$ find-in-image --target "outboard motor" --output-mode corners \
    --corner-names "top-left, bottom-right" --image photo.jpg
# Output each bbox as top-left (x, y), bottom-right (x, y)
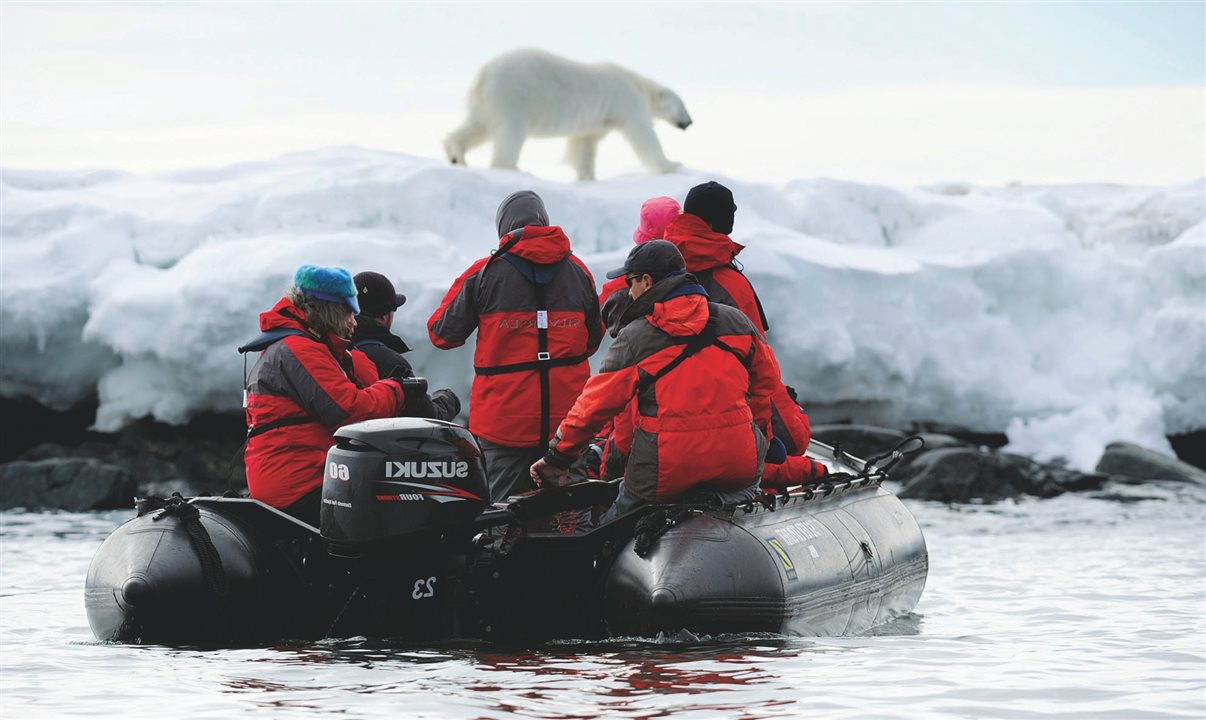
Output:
top-left (320, 417), bottom-right (489, 558)
top-left (317, 418), bottom-right (492, 639)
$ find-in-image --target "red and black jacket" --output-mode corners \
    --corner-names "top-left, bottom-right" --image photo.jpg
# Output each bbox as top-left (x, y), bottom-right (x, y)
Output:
top-left (428, 225), bottom-right (603, 447)
top-left (662, 213), bottom-right (820, 482)
top-left (548, 274), bottom-right (781, 503)
top-left (244, 298), bottom-right (405, 509)
top-left (663, 213), bottom-right (770, 334)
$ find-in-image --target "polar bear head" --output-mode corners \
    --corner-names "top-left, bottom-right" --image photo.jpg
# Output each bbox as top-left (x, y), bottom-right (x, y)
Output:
top-left (652, 88), bottom-right (693, 130)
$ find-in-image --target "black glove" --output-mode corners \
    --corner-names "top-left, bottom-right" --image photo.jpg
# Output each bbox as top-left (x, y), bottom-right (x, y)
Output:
top-left (398, 377), bottom-right (435, 418)
top-left (582, 442), bottom-right (603, 479)
top-left (390, 365), bottom-right (420, 382)
top-left (384, 359), bottom-right (414, 380)
top-left (784, 385), bottom-right (799, 403)
top-left (430, 388), bottom-right (461, 421)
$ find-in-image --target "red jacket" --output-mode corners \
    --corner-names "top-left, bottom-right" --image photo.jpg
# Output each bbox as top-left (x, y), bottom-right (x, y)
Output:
top-left (663, 214), bottom-right (768, 334)
top-left (428, 226), bottom-right (603, 447)
top-left (550, 276), bottom-right (780, 503)
top-left (762, 454), bottom-right (828, 489)
top-left (245, 298), bottom-right (405, 509)
top-left (663, 213), bottom-right (816, 473)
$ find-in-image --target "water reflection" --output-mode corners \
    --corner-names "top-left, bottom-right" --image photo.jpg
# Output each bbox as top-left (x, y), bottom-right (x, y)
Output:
top-left (202, 637), bottom-right (811, 717)
top-left (205, 635), bottom-right (880, 719)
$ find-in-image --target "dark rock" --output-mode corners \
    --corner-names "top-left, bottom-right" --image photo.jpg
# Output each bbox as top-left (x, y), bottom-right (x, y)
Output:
top-left (1096, 442), bottom-right (1206, 484)
top-left (0, 396), bottom-right (100, 462)
top-left (896, 447), bottom-right (1108, 503)
top-left (1168, 429), bottom-right (1206, 471)
top-left (9, 413), bottom-right (247, 504)
top-left (811, 425), bottom-right (907, 458)
top-left (811, 424), bottom-right (970, 479)
top-left (906, 421), bottom-right (1009, 449)
top-left (0, 458), bottom-right (136, 511)
top-left (883, 432), bottom-right (968, 478)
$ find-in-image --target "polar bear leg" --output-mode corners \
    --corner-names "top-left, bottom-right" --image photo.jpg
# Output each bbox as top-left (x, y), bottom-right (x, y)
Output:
top-left (564, 134), bottom-right (601, 181)
top-left (445, 118), bottom-right (489, 165)
top-left (620, 123), bottom-right (680, 174)
top-left (489, 120), bottom-right (527, 170)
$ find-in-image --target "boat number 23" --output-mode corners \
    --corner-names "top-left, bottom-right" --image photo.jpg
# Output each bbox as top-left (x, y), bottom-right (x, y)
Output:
top-left (412, 576), bottom-right (437, 600)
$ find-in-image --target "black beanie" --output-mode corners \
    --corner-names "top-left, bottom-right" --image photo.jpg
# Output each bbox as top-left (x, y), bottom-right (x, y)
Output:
top-left (683, 181), bottom-right (736, 235)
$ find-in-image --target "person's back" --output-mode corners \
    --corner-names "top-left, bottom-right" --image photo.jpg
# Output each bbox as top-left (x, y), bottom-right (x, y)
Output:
top-left (662, 181), bottom-right (825, 485)
top-left (662, 182), bottom-right (769, 335)
top-left (428, 190), bottom-right (602, 500)
top-left (602, 283), bottom-right (772, 502)
top-left (532, 241), bottom-right (782, 518)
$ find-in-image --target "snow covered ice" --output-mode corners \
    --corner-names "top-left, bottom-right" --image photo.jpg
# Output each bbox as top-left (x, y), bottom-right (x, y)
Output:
top-left (2, 147), bottom-right (1202, 470)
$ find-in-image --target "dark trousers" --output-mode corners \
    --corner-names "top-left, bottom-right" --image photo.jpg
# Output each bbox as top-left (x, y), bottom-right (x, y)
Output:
top-left (478, 439), bottom-right (545, 503)
top-left (478, 438), bottom-right (593, 533)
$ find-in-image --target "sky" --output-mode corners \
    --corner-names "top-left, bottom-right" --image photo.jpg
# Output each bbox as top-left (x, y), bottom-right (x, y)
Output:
top-left (2, 1), bottom-right (1204, 186)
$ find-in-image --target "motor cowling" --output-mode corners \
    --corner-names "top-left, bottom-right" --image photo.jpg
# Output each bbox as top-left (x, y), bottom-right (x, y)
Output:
top-left (320, 418), bottom-right (489, 556)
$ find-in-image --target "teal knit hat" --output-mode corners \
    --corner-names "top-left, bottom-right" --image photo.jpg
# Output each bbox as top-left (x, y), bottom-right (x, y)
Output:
top-left (293, 264), bottom-right (360, 314)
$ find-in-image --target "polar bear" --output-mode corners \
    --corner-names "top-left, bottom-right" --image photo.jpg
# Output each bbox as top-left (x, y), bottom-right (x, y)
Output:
top-left (443, 49), bottom-right (692, 181)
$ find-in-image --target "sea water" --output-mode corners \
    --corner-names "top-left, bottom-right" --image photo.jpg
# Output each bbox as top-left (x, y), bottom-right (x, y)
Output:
top-left (2, 483), bottom-right (1203, 719)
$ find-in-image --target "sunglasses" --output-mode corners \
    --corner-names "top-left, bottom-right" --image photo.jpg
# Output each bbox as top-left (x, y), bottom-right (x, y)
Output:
top-left (625, 273), bottom-right (645, 287)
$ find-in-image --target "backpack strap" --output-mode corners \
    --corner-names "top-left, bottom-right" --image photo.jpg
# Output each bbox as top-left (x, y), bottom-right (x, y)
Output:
top-left (472, 229), bottom-right (526, 311)
top-left (471, 254), bottom-right (575, 383)
top-left (474, 249), bottom-right (577, 450)
top-left (474, 354), bottom-right (590, 376)
top-left (637, 303), bottom-right (752, 395)
top-left (246, 415), bottom-right (316, 439)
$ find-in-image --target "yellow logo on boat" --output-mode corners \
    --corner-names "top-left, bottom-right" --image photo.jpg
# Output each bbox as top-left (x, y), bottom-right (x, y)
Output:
top-left (766, 538), bottom-right (798, 581)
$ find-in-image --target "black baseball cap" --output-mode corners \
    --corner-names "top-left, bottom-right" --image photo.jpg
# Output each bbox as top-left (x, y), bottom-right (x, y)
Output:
top-left (354, 271), bottom-right (407, 317)
top-left (605, 239), bottom-right (687, 279)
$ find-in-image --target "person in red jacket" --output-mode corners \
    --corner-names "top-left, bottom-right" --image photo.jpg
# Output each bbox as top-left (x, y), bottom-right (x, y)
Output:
top-left (351, 271), bottom-right (460, 421)
top-left (531, 241), bottom-right (783, 521)
top-left (428, 190), bottom-right (603, 501)
top-left (598, 196), bottom-right (681, 314)
top-left (594, 196), bottom-right (682, 481)
top-left (244, 265), bottom-right (410, 524)
top-left (664, 181), bottom-right (826, 488)
top-left (664, 181), bottom-right (768, 333)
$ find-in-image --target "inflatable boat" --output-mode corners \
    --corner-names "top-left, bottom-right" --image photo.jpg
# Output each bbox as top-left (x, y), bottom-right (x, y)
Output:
top-left (85, 418), bottom-right (928, 645)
